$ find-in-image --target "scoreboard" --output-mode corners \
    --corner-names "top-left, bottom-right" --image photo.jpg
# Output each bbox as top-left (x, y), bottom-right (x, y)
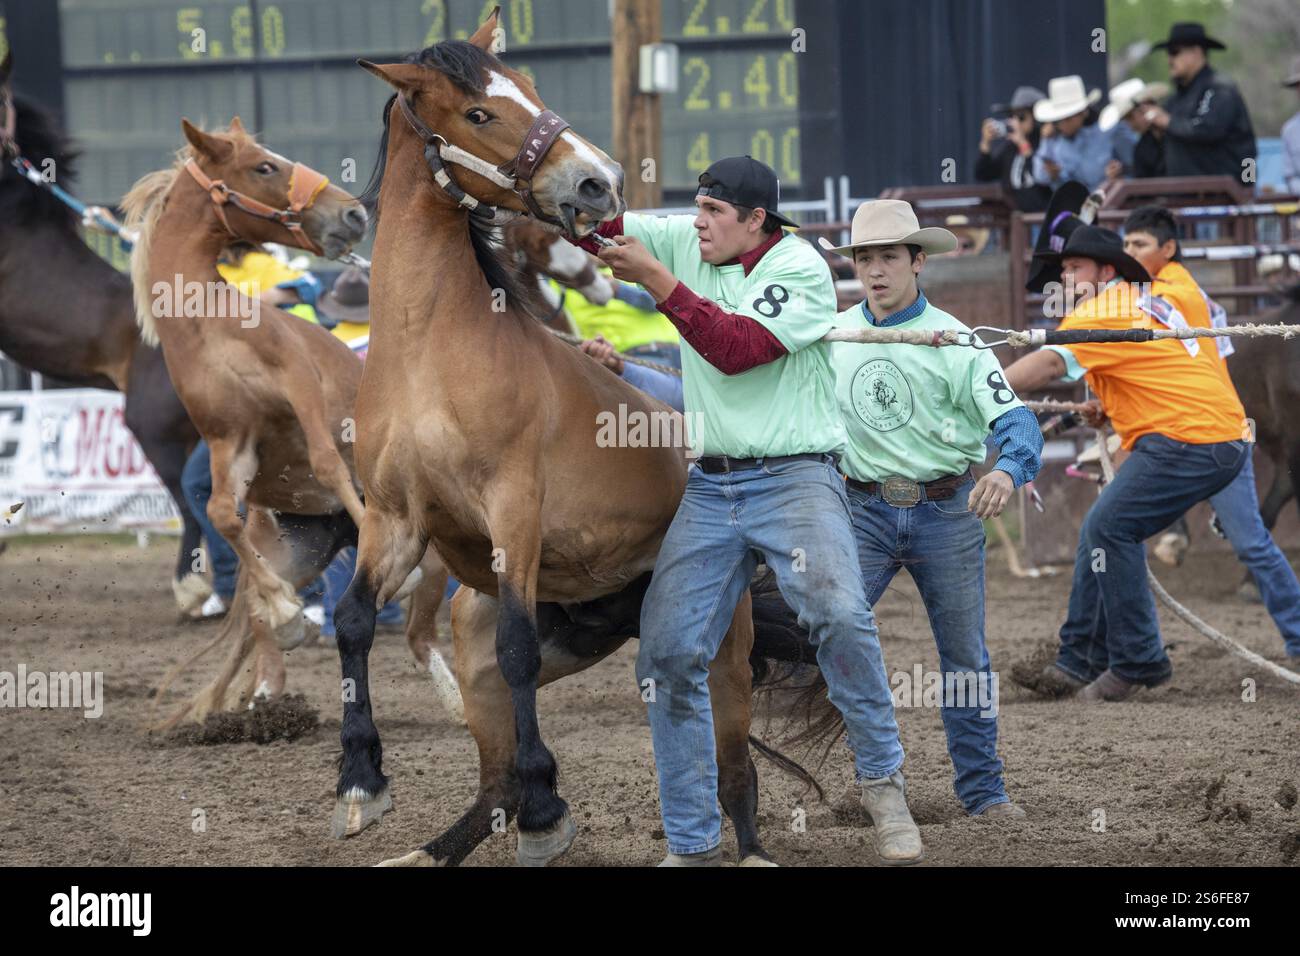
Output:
top-left (39, 0), bottom-right (828, 209)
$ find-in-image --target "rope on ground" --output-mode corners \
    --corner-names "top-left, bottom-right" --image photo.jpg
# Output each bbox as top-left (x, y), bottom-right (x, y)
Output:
top-left (1093, 428), bottom-right (1300, 686)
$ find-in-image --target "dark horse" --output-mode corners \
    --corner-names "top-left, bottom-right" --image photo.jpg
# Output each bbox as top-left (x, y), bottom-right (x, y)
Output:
top-left (1230, 286), bottom-right (1300, 551)
top-left (0, 53), bottom-right (206, 613)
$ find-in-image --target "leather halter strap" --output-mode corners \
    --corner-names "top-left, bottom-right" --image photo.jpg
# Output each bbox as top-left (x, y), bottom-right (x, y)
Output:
top-left (183, 157), bottom-right (330, 255)
top-left (395, 92), bottom-right (571, 226)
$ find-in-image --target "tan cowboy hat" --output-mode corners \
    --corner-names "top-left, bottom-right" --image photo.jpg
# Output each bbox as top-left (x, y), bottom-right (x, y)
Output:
top-left (817, 200), bottom-right (958, 258)
top-left (1033, 75), bottom-right (1102, 124)
top-left (1098, 78), bottom-right (1170, 131)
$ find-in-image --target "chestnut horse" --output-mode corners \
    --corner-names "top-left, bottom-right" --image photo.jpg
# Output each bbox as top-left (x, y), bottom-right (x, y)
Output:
top-left (123, 119), bottom-right (450, 716)
top-left (0, 52), bottom-right (209, 615)
top-left (333, 12), bottom-right (797, 867)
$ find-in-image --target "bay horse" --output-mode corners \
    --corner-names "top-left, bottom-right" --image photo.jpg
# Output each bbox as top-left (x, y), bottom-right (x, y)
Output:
top-left (503, 216), bottom-right (614, 333)
top-left (0, 52), bottom-right (207, 615)
top-left (333, 12), bottom-right (806, 867)
top-left (123, 118), bottom-right (450, 716)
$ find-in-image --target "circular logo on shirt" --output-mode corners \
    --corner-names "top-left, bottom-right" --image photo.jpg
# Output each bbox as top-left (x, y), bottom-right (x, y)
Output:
top-left (850, 359), bottom-right (914, 432)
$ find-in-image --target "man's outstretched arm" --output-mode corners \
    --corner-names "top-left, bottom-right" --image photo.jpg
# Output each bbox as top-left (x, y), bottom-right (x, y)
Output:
top-left (1004, 348), bottom-right (1066, 393)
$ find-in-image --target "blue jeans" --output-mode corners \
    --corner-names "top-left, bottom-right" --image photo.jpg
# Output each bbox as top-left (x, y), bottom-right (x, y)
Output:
top-left (180, 440), bottom-right (330, 607)
top-left (637, 455), bottom-right (903, 855)
top-left (1209, 453), bottom-right (1300, 655)
top-left (848, 479), bottom-right (1008, 815)
top-left (1058, 434), bottom-right (1248, 685)
top-left (320, 547), bottom-right (403, 636)
top-left (181, 440), bottom-right (239, 600)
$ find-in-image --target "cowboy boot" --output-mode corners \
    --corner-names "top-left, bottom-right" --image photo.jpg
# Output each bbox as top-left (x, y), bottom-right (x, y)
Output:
top-left (1078, 668), bottom-right (1144, 703)
top-left (860, 772), bottom-right (924, 865)
top-left (657, 846), bottom-right (722, 867)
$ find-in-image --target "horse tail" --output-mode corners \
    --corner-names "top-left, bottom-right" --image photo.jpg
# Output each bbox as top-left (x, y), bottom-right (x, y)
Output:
top-left (745, 569), bottom-right (846, 798)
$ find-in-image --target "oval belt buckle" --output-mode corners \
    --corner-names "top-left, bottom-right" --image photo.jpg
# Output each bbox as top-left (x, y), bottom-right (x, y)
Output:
top-left (882, 476), bottom-right (922, 508)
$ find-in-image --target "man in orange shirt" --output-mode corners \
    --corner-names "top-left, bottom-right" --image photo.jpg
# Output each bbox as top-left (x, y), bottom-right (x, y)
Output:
top-left (1005, 225), bottom-right (1250, 701)
top-left (1124, 206), bottom-right (1300, 659)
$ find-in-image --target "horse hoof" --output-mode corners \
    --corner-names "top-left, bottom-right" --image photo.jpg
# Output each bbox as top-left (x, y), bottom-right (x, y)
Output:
top-left (516, 811), bottom-right (577, 867)
top-left (173, 573), bottom-right (213, 616)
top-left (274, 612), bottom-right (307, 651)
top-left (738, 854), bottom-right (779, 867)
top-left (331, 786), bottom-right (392, 839)
top-left (375, 849), bottom-right (443, 867)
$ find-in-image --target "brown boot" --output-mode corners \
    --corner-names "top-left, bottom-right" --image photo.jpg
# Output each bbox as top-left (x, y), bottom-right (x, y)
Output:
top-left (1078, 668), bottom-right (1143, 703)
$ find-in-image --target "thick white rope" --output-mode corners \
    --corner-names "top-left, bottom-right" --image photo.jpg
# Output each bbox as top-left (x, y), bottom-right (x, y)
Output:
top-left (823, 321), bottom-right (1300, 348)
top-left (1094, 430), bottom-right (1300, 685)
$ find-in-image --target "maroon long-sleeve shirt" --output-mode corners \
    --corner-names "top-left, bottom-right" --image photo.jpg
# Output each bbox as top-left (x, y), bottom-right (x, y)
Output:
top-left (577, 218), bottom-right (788, 375)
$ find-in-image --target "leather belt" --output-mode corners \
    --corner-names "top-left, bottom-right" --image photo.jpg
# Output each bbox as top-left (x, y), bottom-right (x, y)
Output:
top-left (697, 452), bottom-right (832, 475)
top-left (846, 469), bottom-right (972, 506)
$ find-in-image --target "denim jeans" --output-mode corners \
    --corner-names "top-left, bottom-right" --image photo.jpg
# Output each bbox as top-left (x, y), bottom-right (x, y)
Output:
top-left (637, 455), bottom-right (903, 855)
top-left (1058, 433), bottom-right (1247, 685)
top-left (847, 479), bottom-right (1009, 815)
top-left (1209, 453), bottom-right (1300, 655)
top-left (180, 440), bottom-right (331, 608)
top-left (181, 440), bottom-right (239, 600)
top-left (320, 547), bottom-right (403, 636)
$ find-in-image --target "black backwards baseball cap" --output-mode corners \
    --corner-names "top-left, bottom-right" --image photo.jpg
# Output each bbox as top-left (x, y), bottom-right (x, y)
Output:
top-left (696, 156), bottom-right (799, 229)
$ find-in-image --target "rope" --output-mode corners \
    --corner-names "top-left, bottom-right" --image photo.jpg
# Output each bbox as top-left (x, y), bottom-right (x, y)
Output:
top-left (823, 321), bottom-right (1300, 350)
top-left (1025, 399), bottom-right (1095, 414)
top-left (1093, 430), bottom-right (1300, 685)
top-left (547, 328), bottom-right (682, 377)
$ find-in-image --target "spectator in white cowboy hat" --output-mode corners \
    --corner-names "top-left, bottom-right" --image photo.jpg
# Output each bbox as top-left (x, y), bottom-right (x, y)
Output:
top-left (1282, 55), bottom-right (1300, 194)
top-left (975, 85), bottom-right (1051, 212)
top-left (818, 200), bottom-right (1043, 817)
top-left (1099, 78), bottom-right (1171, 181)
top-left (1139, 22), bottom-right (1256, 180)
top-left (1032, 75), bottom-right (1132, 190)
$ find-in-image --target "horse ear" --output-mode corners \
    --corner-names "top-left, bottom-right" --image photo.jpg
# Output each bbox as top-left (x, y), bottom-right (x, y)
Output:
top-left (357, 59), bottom-right (430, 94)
top-left (1, 51), bottom-right (12, 84)
top-left (228, 115), bottom-right (246, 134)
top-left (181, 119), bottom-right (234, 163)
top-left (468, 6), bottom-right (501, 51)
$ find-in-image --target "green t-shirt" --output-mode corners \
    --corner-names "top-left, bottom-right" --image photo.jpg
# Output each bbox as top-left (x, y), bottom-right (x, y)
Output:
top-left (829, 296), bottom-right (1024, 483)
top-left (623, 212), bottom-right (845, 458)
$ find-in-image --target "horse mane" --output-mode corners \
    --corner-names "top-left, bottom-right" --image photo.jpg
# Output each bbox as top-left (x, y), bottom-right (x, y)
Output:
top-left (359, 41), bottom-right (540, 321)
top-left (121, 125), bottom-right (261, 344)
top-left (0, 94), bottom-right (81, 226)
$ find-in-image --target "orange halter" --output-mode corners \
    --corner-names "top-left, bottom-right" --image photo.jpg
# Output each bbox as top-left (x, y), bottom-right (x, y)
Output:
top-left (184, 158), bottom-right (331, 255)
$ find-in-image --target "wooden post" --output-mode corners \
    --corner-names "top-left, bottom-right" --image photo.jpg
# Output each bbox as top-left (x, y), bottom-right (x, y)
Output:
top-left (611, 0), bottom-right (662, 210)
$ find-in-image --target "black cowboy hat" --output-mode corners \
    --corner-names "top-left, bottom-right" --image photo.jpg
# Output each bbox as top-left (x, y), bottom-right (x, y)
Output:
top-left (1026, 181), bottom-right (1090, 293)
top-left (990, 86), bottom-right (1045, 117)
top-left (1152, 22), bottom-right (1226, 52)
top-left (1039, 224), bottom-right (1151, 285)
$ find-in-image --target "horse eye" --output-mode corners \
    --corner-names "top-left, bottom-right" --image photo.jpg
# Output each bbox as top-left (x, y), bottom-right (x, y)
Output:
top-left (255, 162), bottom-right (277, 175)
top-left (465, 108), bottom-right (490, 125)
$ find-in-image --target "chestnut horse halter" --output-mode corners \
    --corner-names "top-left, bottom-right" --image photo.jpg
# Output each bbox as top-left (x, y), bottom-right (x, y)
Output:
top-left (395, 91), bottom-right (570, 227)
top-left (183, 156), bottom-right (331, 256)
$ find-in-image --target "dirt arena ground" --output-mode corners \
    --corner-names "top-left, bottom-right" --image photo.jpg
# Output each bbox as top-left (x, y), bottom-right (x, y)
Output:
top-left (3, 533), bottom-right (1298, 867)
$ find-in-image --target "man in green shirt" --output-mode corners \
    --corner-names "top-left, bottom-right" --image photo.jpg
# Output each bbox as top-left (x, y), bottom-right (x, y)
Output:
top-left (585, 157), bottom-right (921, 866)
top-left (820, 199), bottom-right (1043, 817)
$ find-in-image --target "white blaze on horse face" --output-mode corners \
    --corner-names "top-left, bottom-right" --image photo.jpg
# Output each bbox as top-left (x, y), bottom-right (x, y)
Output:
top-left (484, 70), bottom-right (620, 192)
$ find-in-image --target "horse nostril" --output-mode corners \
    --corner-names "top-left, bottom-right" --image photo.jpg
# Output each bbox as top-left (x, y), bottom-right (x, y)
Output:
top-left (343, 206), bottom-right (368, 234)
top-left (577, 177), bottom-right (608, 203)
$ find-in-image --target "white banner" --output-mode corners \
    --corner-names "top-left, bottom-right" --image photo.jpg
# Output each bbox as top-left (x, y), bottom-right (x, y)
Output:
top-left (0, 389), bottom-right (181, 535)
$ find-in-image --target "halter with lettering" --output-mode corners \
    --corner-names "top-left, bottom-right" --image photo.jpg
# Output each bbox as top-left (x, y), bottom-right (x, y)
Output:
top-left (183, 157), bottom-right (331, 256)
top-left (395, 92), bottom-right (570, 227)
